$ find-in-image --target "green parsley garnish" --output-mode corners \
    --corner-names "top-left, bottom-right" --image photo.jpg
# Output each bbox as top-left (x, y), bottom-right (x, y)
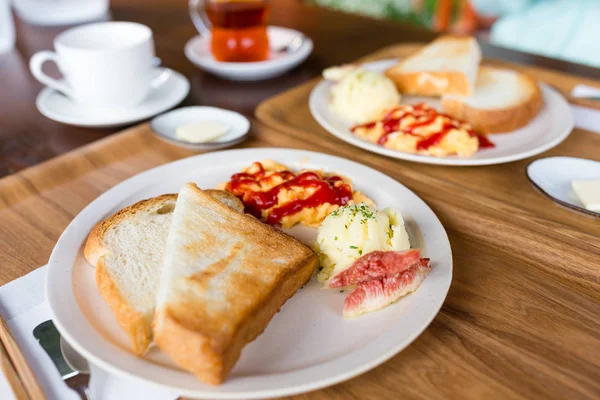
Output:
top-left (349, 245), bottom-right (358, 249)
top-left (358, 249), bottom-right (363, 255)
top-left (334, 236), bottom-right (338, 241)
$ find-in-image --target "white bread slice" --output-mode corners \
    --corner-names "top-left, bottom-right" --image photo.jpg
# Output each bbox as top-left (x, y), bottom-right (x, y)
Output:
top-left (153, 183), bottom-right (318, 385)
top-left (385, 35), bottom-right (481, 96)
top-left (84, 190), bottom-right (243, 355)
top-left (442, 66), bottom-right (544, 133)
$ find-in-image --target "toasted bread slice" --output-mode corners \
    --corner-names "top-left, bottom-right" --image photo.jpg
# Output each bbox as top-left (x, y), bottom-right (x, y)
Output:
top-left (385, 35), bottom-right (481, 96)
top-left (153, 183), bottom-right (318, 385)
top-left (205, 189), bottom-right (246, 212)
top-left (84, 190), bottom-right (243, 355)
top-left (441, 66), bottom-right (544, 133)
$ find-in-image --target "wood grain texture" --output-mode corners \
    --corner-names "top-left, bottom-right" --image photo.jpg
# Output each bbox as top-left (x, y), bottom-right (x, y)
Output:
top-left (0, 48), bottom-right (599, 400)
top-left (0, 339), bottom-right (30, 400)
top-left (0, 316), bottom-right (45, 400)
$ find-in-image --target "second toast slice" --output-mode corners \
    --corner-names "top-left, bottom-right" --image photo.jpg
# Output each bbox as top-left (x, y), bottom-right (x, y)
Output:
top-left (385, 35), bottom-right (481, 96)
top-left (441, 66), bottom-right (543, 133)
top-left (153, 183), bottom-right (318, 385)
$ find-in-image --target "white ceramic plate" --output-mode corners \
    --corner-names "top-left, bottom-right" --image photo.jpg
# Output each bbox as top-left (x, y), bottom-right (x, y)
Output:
top-left (184, 26), bottom-right (313, 81)
top-left (528, 156), bottom-right (600, 218)
top-left (150, 106), bottom-right (250, 150)
top-left (309, 59), bottom-right (574, 166)
top-left (36, 69), bottom-right (190, 128)
top-left (47, 148), bottom-right (452, 399)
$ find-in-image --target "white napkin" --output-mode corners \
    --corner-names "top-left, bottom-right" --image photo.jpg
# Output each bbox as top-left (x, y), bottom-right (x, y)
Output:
top-left (0, 266), bottom-right (179, 400)
top-left (571, 85), bottom-right (600, 135)
top-left (571, 84), bottom-right (600, 99)
top-left (572, 105), bottom-right (600, 135)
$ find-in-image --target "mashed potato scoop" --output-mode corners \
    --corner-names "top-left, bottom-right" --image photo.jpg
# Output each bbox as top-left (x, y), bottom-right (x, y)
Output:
top-left (316, 203), bottom-right (410, 283)
top-left (328, 67), bottom-right (401, 124)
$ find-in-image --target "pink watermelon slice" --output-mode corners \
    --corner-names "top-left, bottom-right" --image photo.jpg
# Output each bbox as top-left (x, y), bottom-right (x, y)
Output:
top-left (343, 258), bottom-right (432, 318)
top-left (327, 249), bottom-right (421, 288)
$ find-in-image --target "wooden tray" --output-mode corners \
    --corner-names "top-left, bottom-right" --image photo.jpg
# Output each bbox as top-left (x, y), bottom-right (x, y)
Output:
top-left (255, 43), bottom-right (600, 243)
top-left (0, 45), bottom-right (599, 399)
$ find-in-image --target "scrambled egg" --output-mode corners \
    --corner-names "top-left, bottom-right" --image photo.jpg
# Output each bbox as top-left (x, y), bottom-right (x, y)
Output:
top-left (256, 159), bottom-right (288, 172)
top-left (353, 104), bottom-right (480, 157)
top-left (221, 160), bottom-right (374, 229)
top-left (316, 203), bottom-right (411, 283)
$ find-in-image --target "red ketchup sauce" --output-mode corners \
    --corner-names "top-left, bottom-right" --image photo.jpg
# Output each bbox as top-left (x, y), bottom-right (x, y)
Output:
top-left (351, 103), bottom-right (495, 151)
top-left (226, 162), bottom-right (353, 224)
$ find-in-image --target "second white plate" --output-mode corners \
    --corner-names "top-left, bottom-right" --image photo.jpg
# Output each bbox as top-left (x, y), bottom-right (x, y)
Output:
top-left (47, 148), bottom-right (452, 399)
top-left (309, 59), bottom-right (574, 166)
top-left (528, 156), bottom-right (600, 218)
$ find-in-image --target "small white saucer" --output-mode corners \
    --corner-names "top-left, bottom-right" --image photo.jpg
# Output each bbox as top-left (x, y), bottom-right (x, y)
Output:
top-left (150, 106), bottom-right (250, 150)
top-left (528, 156), bottom-right (600, 218)
top-left (184, 26), bottom-right (313, 81)
top-left (36, 69), bottom-right (190, 128)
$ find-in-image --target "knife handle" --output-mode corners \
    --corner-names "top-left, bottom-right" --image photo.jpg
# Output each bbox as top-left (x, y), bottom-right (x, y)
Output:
top-left (33, 320), bottom-right (73, 377)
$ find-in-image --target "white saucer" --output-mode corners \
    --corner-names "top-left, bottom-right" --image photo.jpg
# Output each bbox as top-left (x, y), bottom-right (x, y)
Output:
top-left (184, 26), bottom-right (313, 81)
top-left (150, 106), bottom-right (250, 150)
top-left (528, 156), bottom-right (600, 218)
top-left (36, 69), bottom-right (190, 128)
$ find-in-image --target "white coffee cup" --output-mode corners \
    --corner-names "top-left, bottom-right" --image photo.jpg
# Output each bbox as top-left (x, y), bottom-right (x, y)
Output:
top-left (30, 22), bottom-right (166, 108)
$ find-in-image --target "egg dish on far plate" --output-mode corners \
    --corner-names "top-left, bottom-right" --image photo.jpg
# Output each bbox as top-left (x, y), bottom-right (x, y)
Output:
top-left (351, 103), bottom-right (494, 158)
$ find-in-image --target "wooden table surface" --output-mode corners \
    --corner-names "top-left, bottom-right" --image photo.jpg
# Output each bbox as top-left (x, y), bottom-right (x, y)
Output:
top-left (3, 0), bottom-right (600, 178)
top-left (1, 121), bottom-right (599, 400)
top-left (1, 1), bottom-right (600, 400)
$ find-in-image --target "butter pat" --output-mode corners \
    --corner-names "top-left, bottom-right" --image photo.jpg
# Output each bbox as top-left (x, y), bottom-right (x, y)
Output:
top-left (572, 180), bottom-right (600, 212)
top-left (176, 121), bottom-right (227, 143)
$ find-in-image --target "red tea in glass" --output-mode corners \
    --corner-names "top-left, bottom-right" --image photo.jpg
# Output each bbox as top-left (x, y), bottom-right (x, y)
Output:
top-left (191, 0), bottom-right (270, 62)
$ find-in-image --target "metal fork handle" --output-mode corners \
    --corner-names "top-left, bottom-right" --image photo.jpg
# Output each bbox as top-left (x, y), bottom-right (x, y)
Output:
top-left (73, 385), bottom-right (92, 400)
top-left (67, 373), bottom-right (92, 400)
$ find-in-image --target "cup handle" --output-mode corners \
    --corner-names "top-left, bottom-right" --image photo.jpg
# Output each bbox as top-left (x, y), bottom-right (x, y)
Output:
top-left (30, 51), bottom-right (73, 98)
top-left (189, 0), bottom-right (211, 36)
top-left (151, 68), bottom-right (172, 89)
